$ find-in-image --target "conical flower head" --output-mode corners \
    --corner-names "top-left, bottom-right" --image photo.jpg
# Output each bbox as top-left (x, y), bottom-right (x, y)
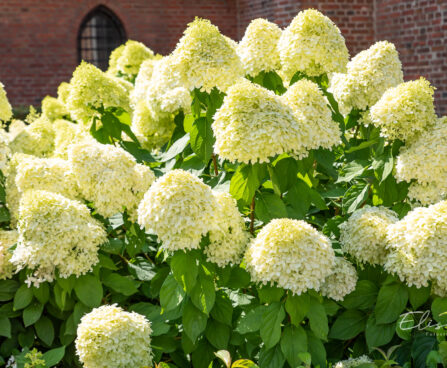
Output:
top-left (278, 9), bottom-right (349, 79)
top-left (114, 40), bottom-right (155, 76)
top-left (137, 169), bottom-right (218, 251)
top-left (245, 218), bottom-right (335, 294)
top-left (0, 82), bottom-right (12, 122)
top-left (67, 61), bottom-right (130, 125)
top-left (330, 41), bottom-right (403, 114)
top-left (76, 305), bottom-right (152, 368)
top-left (212, 80), bottom-right (304, 163)
top-left (172, 18), bottom-right (243, 92)
top-left (11, 190), bottom-right (107, 285)
top-left (282, 79), bottom-right (341, 151)
top-left (237, 18), bottom-right (282, 77)
top-left (369, 77), bottom-right (436, 141)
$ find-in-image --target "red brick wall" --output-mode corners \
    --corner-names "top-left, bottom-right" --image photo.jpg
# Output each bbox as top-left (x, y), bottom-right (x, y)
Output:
top-left (0, 0), bottom-right (446, 115)
top-left (0, 0), bottom-right (237, 107)
top-left (375, 0), bottom-right (447, 115)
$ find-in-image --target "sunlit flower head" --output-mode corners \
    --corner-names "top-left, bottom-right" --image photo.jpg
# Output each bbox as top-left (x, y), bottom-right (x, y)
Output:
top-left (115, 40), bottom-right (155, 77)
top-left (69, 139), bottom-right (155, 219)
top-left (137, 169), bottom-right (218, 251)
top-left (76, 304), bottom-right (152, 368)
top-left (212, 79), bottom-right (304, 163)
top-left (278, 9), bottom-right (349, 80)
top-left (321, 257), bottom-right (357, 301)
top-left (41, 96), bottom-right (68, 121)
top-left (385, 200), bottom-right (447, 292)
top-left (237, 18), bottom-right (282, 77)
top-left (0, 230), bottom-right (18, 280)
top-left (329, 41), bottom-right (403, 114)
top-left (205, 191), bottom-right (250, 267)
top-left (245, 218), bottom-right (335, 294)
top-left (340, 206), bottom-right (399, 265)
top-left (67, 61), bottom-right (130, 125)
top-left (369, 77), bottom-right (436, 141)
top-left (172, 18), bottom-right (243, 92)
top-left (11, 190), bottom-right (106, 285)
top-left (0, 82), bottom-right (12, 123)
top-left (57, 82), bottom-right (71, 105)
top-left (282, 79), bottom-right (341, 151)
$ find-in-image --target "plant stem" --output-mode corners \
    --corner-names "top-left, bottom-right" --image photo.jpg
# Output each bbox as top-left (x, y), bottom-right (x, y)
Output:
top-left (250, 196), bottom-right (256, 235)
top-left (212, 154), bottom-right (219, 176)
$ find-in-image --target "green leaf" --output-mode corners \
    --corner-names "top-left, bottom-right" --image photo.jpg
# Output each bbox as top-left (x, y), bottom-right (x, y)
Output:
top-left (127, 257), bottom-right (156, 281)
top-left (171, 251), bottom-right (198, 292)
top-left (160, 274), bottom-right (185, 312)
top-left (159, 133), bottom-right (190, 162)
top-left (408, 285), bottom-right (430, 309)
top-left (412, 335), bottom-right (437, 368)
top-left (260, 302), bottom-right (285, 349)
top-left (190, 117), bottom-right (214, 163)
top-left (329, 310), bottom-right (367, 340)
top-left (42, 346), bottom-right (65, 367)
top-left (285, 293), bottom-right (310, 326)
top-left (341, 280), bottom-right (378, 310)
top-left (0, 280), bottom-right (19, 301)
top-left (190, 274), bottom-right (216, 315)
top-left (14, 284), bottom-right (33, 310)
top-left (230, 163), bottom-right (264, 204)
top-left (337, 160), bottom-right (367, 182)
top-left (307, 298), bottom-right (328, 340)
top-left (259, 345), bottom-right (285, 368)
top-left (307, 332), bottom-right (326, 368)
top-left (375, 282), bottom-right (408, 324)
top-left (0, 316), bottom-right (11, 338)
top-left (232, 359), bottom-right (259, 368)
top-left (211, 291), bottom-right (233, 326)
top-left (343, 183), bottom-right (370, 214)
top-left (438, 341), bottom-right (447, 367)
top-left (32, 283), bottom-right (50, 304)
top-left (280, 325), bottom-right (307, 367)
top-left (23, 301), bottom-right (43, 327)
top-left (257, 285), bottom-right (284, 304)
top-left (396, 313), bottom-right (414, 341)
top-left (255, 192), bottom-right (288, 223)
top-left (205, 319), bottom-right (230, 349)
top-left (102, 238), bottom-right (125, 254)
top-left (432, 298), bottom-right (447, 324)
top-left (35, 316), bottom-right (55, 346)
top-left (74, 275), bottom-right (103, 308)
top-left (284, 181), bottom-right (311, 219)
top-left (183, 299), bottom-right (208, 342)
top-left (235, 306), bottom-right (265, 334)
top-left (102, 273), bottom-right (140, 296)
top-left (271, 157), bottom-right (298, 193)
top-left (365, 314), bottom-right (395, 350)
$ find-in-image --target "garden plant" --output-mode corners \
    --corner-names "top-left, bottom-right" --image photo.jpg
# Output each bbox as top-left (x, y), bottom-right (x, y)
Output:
top-left (1, 8), bottom-right (447, 368)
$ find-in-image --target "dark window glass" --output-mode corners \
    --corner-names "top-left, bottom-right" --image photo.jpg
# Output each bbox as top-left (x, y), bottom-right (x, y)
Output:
top-left (78, 6), bottom-right (126, 71)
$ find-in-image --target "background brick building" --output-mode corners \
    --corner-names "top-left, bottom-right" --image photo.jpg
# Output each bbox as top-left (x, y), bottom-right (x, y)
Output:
top-left (0, 0), bottom-right (446, 114)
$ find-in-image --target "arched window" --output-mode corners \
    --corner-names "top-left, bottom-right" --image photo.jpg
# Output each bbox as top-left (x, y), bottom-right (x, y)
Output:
top-left (78, 6), bottom-right (126, 71)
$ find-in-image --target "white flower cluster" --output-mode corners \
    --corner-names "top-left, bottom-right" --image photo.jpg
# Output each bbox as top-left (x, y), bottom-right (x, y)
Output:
top-left (76, 305), bottom-right (152, 368)
top-left (335, 355), bottom-right (374, 368)
top-left (330, 41), bottom-right (403, 114)
top-left (112, 40), bottom-right (155, 77)
top-left (138, 169), bottom-right (218, 251)
top-left (245, 218), bottom-right (335, 295)
top-left (0, 81), bottom-right (12, 123)
top-left (340, 206), bottom-right (399, 265)
top-left (321, 257), bottom-right (358, 301)
top-left (9, 116), bottom-right (55, 157)
top-left (385, 201), bottom-right (447, 293)
top-left (205, 191), bottom-right (250, 266)
top-left (282, 79), bottom-right (341, 152)
top-left (171, 18), bottom-right (243, 92)
top-left (0, 230), bottom-right (18, 280)
top-left (368, 77), bottom-right (436, 142)
top-left (0, 129), bottom-right (11, 172)
top-left (237, 18), bottom-right (282, 77)
top-left (41, 96), bottom-right (68, 121)
top-left (278, 9), bottom-right (349, 80)
top-left (396, 117), bottom-right (447, 204)
top-left (68, 139), bottom-right (155, 219)
top-left (11, 190), bottom-right (107, 285)
top-left (212, 79), bottom-right (304, 163)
